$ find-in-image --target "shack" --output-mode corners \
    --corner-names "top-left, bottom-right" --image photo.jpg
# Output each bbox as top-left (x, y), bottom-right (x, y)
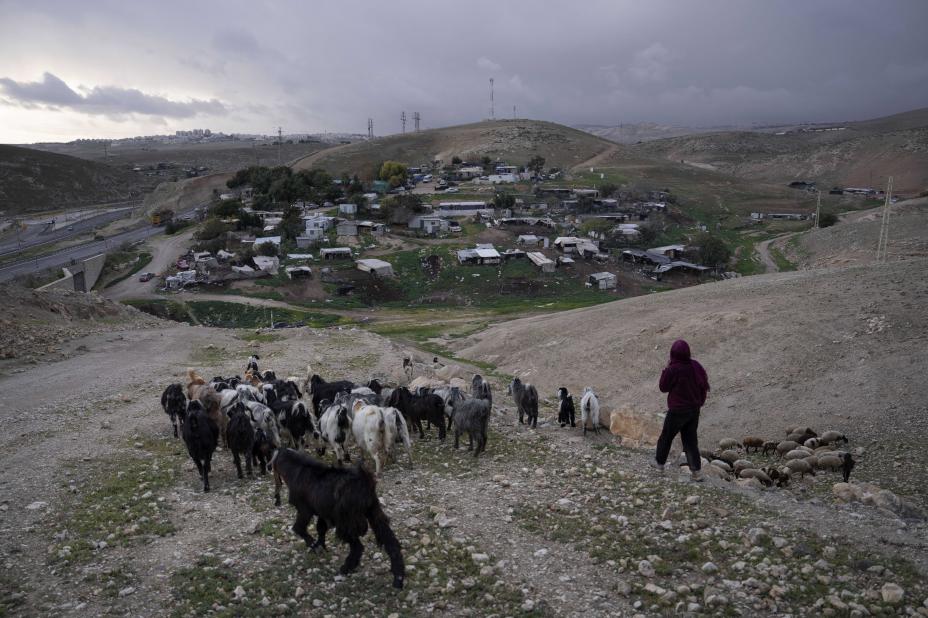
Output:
top-left (336, 221), bottom-right (359, 237)
top-left (457, 246), bottom-right (501, 266)
top-left (356, 258), bottom-right (395, 278)
top-left (527, 251), bottom-right (555, 273)
top-left (320, 247), bottom-right (353, 261)
top-left (588, 272), bottom-right (617, 290)
top-left (285, 266), bottom-right (313, 279)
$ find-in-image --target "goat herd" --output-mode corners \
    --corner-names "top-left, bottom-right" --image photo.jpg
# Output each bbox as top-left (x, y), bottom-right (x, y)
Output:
top-left (158, 354), bottom-right (567, 588)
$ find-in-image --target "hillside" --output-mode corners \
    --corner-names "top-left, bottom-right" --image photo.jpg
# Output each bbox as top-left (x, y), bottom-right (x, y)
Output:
top-left (452, 258), bottom-right (928, 503)
top-left (578, 122), bottom-right (736, 144)
top-left (293, 119), bottom-right (617, 177)
top-left (0, 145), bottom-right (142, 215)
top-left (777, 197), bottom-right (928, 268)
top-left (630, 108), bottom-right (928, 194)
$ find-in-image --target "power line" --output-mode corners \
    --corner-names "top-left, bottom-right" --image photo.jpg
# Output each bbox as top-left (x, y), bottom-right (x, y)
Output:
top-left (413, 112), bottom-right (420, 132)
top-left (876, 176), bottom-right (894, 262)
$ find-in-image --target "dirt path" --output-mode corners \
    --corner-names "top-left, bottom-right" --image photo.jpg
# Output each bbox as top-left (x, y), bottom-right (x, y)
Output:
top-left (755, 232), bottom-right (800, 273)
top-left (105, 228), bottom-right (196, 300)
top-left (3, 322), bottom-right (927, 617)
top-left (572, 144), bottom-right (619, 171)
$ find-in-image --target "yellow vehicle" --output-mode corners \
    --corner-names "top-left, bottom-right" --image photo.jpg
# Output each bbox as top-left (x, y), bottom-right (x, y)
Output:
top-left (150, 208), bottom-right (174, 225)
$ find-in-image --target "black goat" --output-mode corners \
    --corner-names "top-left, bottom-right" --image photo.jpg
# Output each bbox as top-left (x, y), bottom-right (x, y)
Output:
top-left (451, 398), bottom-right (491, 457)
top-left (386, 387), bottom-right (446, 440)
top-left (252, 427), bottom-right (274, 475)
top-left (226, 403), bottom-right (255, 479)
top-left (367, 379), bottom-right (383, 395)
top-left (273, 400), bottom-right (317, 449)
top-left (246, 354), bottom-right (260, 373)
top-left (557, 387), bottom-right (576, 428)
top-left (181, 400), bottom-right (219, 492)
top-left (160, 383), bottom-right (187, 438)
top-left (471, 374), bottom-right (492, 407)
top-left (842, 453), bottom-right (856, 483)
top-left (309, 375), bottom-right (355, 418)
top-left (272, 448), bottom-right (405, 589)
top-left (509, 378), bottom-right (539, 428)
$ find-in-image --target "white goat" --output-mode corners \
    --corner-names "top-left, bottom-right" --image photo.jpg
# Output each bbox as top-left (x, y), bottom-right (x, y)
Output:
top-left (580, 387), bottom-right (600, 436)
top-left (352, 401), bottom-right (388, 476)
top-left (243, 400), bottom-right (281, 448)
top-left (318, 400), bottom-right (352, 465)
top-left (382, 405), bottom-right (413, 467)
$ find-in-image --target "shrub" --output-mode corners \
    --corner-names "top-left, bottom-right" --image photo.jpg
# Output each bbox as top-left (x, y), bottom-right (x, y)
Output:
top-left (818, 212), bottom-right (838, 228)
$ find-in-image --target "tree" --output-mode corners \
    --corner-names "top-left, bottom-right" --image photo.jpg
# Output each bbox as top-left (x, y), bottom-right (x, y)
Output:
top-left (381, 193), bottom-right (423, 224)
top-left (195, 218), bottom-right (229, 241)
top-left (526, 155), bottom-right (546, 174)
top-left (493, 192), bottom-right (516, 210)
top-left (256, 241), bottom-right (279, 257)
top-left (379, 161), bottom-right (408, 188)
top-left (599, 182), bottom-right (618, 198)
top-left (451, 155), bottom-right (462, 165)
top-left (695, 234), bottom-right (732, 267)
top-left (818, 212), bottom-right (838, 228)
top-left (209, 200), bottom-right (243, 218)
top-left (579, 219), bottom-right (612, 237)
top-left (278, 205), bottom-right (304, 241)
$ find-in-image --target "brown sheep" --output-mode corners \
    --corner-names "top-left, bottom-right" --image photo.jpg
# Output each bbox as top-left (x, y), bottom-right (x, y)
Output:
top-left (742, 437), bottom-right (764, 453)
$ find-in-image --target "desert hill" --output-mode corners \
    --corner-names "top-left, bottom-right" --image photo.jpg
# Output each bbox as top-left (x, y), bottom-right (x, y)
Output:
top-left (292, 119), bottom-right (617, 176)
top-left (0, 144), bottom-right (141, 215)
top-left (630, 108), bottom-right (928, 193)
top-left (453, 257), bottom-right (928, 503)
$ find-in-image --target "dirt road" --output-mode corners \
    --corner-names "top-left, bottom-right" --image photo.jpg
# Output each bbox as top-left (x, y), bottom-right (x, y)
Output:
top-left (755, 232), bottom-right (799, 273)
top-left (105, 228), bottom-right (196, 300)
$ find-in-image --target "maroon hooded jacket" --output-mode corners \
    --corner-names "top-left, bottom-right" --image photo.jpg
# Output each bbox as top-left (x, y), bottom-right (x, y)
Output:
top-left (659, 340), bottom-right (710, 412)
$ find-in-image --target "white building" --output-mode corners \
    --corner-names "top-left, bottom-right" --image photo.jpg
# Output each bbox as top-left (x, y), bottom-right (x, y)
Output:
top-left (356, 258), bottom-right (395, 277)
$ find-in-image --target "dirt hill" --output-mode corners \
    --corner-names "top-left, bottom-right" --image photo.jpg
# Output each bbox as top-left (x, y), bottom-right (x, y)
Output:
top-left (631, 108), bottom-right (928, 194)
top-left (778, 197), bottom-right (928, 268)
top-left (452, 258), bottom-right (928, 502)
top-left (293, 119), bottom-right (617, 176)
top-left (0, 145), bottom-right (142, 215)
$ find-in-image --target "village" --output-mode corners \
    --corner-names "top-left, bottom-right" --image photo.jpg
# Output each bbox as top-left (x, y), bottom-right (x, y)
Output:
top-left (145, 157), bottom-right (743, 312)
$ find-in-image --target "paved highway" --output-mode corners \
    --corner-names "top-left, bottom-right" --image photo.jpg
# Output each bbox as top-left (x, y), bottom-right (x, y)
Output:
top-left (0, 202), bottom-right (141, 256)
top-left (0, 223), bottom-right (164, 283)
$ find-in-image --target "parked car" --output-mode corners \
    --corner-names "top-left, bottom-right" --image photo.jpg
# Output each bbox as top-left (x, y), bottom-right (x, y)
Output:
top-left (138, 272), bottom-right (155, 282)
top-left (445, 187), bottom-right (459, 193)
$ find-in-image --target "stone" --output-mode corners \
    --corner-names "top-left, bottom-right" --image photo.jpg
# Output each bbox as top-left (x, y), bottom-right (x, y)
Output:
top-left (294, 587), bottom-right (304, 598)
top-left (701, 562), bottom-right (719, 574)
top-left (25, 501), bottom-right (48, 511)
top-left (880, 583), bottom-right (904, 604)
top-left (472, 553), bottom-right (489, 563)
top-left (533, 548), bottom-right (548, 558)
top-left (747, 528), bottom-right (768, 546)
top-left (638, 560), bottom-right (655, 577)
top-left (685, 495), bottom-right (701, 505)
top-left (521, 599), bottom-right (535, 612)
top-left (117, 587), bottom-right (135, 598)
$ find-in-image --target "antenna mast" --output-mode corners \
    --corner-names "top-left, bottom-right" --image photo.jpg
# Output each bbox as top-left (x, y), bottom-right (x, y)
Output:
top-left (401, 111), bottom-right (406, 134)
top-left (277, 126), bottom-right (282, 165)
top-left (876, 176), bottom-right (894, 262)
top-left (489, 78), bottom-right (495, 120)
top-left (413, 111), bottom-right (420, 132)
top-left (367, 118), bottom-right (373, 140)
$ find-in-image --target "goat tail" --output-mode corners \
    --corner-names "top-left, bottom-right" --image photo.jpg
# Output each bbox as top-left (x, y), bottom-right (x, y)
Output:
top-left (368, 501), bottom-right (405, 589)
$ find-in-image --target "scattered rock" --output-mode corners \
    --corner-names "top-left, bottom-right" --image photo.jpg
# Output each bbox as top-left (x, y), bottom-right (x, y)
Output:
top-left (701, 562), bottom-right (719, 574)
top-left (117, 587), bottom-right (135, 598)
top-left (25, 501), bottom-right (48, 511)
top-left (881, 583), bottom-right (904, 604)
top-left (638, 560), bottom-right (655, 577)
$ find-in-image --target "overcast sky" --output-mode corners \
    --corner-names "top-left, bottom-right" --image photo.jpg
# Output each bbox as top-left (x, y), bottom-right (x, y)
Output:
top-left (1, 0), bottom-right (927, 143)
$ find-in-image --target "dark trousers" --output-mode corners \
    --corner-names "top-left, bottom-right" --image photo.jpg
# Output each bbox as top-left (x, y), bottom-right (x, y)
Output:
top-left (655, 408), bottom-right (701, 471)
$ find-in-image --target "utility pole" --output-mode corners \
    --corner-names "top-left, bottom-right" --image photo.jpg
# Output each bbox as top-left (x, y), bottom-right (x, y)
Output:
top-left (367, 118), bottom-right (373, 140)
top-left (413, 112), bottom-right (420, 132)
top-left (277, 127), bottom-right (282, 166)
top-left (401, 111), bottom-right (406, 134)
top-left (489, 78), bottom-right (495, 120)
top-left (814, 191), bottom-right (821, 230)
top-left (876, 176), bottom-right (894, 262)
top-left (513, 105), bottom-right (516, 119)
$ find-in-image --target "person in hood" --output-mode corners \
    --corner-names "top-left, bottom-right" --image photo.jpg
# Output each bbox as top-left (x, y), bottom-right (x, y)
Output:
top-left (652, 339), bottom-right (710, 481)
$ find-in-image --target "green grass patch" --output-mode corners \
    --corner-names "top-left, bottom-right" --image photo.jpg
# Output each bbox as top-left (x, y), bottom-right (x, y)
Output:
top-left (769, 245), bottom-right (796, 272)
top-left (51, 437), bottom-right (181, 565)
top-left (124, 299), bottom-right (347, 329)
top-left (235, 331), bottom-right (283, 343)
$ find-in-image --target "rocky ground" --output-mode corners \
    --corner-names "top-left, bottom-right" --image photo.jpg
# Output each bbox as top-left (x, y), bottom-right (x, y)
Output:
top-left (1, 302), bottom-right (927, 617)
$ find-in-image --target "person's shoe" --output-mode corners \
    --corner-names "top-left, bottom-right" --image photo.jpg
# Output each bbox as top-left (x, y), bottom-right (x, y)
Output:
top-left (690, 470), bottom-right (705, 482)
top-left (649, 459), bottom-right (665, 474)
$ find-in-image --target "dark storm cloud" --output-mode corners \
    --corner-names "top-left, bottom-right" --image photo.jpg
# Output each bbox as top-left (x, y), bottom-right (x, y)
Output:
top-left (1, 0), bottom-right (927, 139)
top-left (0, 72), bottom-right (227, 118)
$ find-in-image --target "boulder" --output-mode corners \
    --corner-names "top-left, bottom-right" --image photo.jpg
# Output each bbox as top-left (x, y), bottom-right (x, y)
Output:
top-left (609, 406), bottom-right (663, 446)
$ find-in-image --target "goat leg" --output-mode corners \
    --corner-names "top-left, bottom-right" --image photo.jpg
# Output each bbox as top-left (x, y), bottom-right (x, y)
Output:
top-left (311, 519), bottom-right (329, 553)
top-left (339, 537), bottom-right (365, 575)
top-left (232, 452), bottom-right (244, 479)
top-left (292, 511), bottom-right (314, 548)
